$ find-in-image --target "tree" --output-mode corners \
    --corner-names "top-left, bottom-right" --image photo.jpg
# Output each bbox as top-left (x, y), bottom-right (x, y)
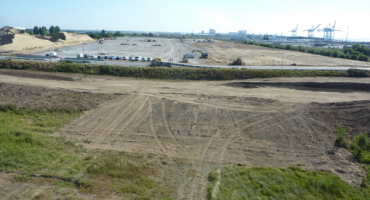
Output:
top-left (101, 30), bottom-right (106, 37)
top-left (331, 50), bottom-right (339, 57)
top-left (33, 26), bottom-right (39, 35)
top-left (38, 27), bottom-right (42, 35)
top-left (54, 26), bottom-right (60, 33)
top-left (263, 34), bottom-right (269, 40)
top-left (114, 31), bottom-right (122, 37)
top-left (39, 26), bottom-right (48, 35)
top-left (149, 32), bottom-right (154, 37)
top-left (49, 26), bottom-right (55, 35)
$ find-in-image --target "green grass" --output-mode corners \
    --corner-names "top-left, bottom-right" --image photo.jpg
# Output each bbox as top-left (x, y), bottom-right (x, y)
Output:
top-left (208, 166), bottom-right (370, 200)
top-left (0, 108), bottom-right (174, 199)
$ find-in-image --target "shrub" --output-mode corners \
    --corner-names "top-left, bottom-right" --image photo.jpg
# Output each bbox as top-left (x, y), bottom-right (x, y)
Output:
top-left (307, 49), bottom-right (315, 54)
top-left (331, 50), bottom-right (339, 58)
top-left (347, 68), bottom-right (370, 77)
top-left (335, 127), bottom-right (347, 147)
top-left (354, 133), bottom-right (369, 152)
top-left (0, 103), bottom-right (17, 112)
top-left (324, 51), bottom-right (331, 56)
top-left (358, 54), bottom-right (369, 61)
top-left (285, 45), bottom-right (292, 50)
top-left (345, 54), bottom-right (350, 59)
top-left (350, 55), bottom-right (358, 60)
top-left (319, 50), bottom-right (326, 55)
top-left (339, 54), bottom-right (345, 58)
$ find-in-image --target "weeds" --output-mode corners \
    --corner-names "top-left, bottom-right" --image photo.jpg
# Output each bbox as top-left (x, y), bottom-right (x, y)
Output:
top-left (0, 109), bottom-right (174, 199)
top-left (208, 166), bottom-right (368, 200)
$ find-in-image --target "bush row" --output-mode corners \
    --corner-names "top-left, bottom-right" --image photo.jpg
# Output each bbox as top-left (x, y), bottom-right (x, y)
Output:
top-left (1, 60), bottom-right (369, 80)
top-left (243, 41), bottom-right (369, 62)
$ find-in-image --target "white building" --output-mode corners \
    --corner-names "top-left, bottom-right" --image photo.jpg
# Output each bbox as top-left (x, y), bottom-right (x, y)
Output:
top-left (209, 29), bottom-right (216, 34)
top-left (14, 27), bottom-right (26, 30)
top-left (230, 30), bottom-right (247, 40)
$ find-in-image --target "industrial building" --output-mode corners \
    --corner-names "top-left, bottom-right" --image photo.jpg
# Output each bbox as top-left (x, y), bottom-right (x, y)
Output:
top-left (209, 29), bottom-right (216, 34)
top-left (230, 30), bottom-right (247, 40)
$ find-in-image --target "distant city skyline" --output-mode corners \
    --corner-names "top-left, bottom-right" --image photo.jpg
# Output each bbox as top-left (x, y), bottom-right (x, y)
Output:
top-left (1, 0), bottom-right (369, 40)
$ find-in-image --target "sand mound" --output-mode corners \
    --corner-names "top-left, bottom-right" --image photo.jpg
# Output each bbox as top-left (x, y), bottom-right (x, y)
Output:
top-left (50, 32), bottom-right (93, 43)
top-left (0, 31), bottom-right (93, 52)
top-left (0, 26), bottom-right (23, 36)
top-left (1, 33), bottom-right (54, 51)
top-left (34, 35), bottom-right (52, 40)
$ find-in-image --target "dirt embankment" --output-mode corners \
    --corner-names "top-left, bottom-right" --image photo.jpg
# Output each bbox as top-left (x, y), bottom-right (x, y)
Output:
top-left (0, 69), bottom-right (75, 81)
top-left (190, 41), bottom-right (370, 67)
top-left (226, 81), bottom-right (370, 92)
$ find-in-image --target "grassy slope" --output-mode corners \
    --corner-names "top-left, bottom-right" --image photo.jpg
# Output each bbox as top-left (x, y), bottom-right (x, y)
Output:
top-left (208, 166), bottom-right (370, 200)
top-left (0, 109), bottom-right (173, 199)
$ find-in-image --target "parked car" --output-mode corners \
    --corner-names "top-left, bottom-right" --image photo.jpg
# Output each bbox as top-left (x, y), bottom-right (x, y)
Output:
top-left (91, 55), bottom-right (98, 59)
top-left (141, 57), bottom-right (147, 61)
top-left (116, 56), bottom-right (122, 60)
top-left (129, 56), bottom-right (134, 61)
top-left (147, 57), bottom-right (152, 61)
top-left (104, 56), bottom-right (109, 59)
top-left (98, 56), bottom-right (104, 59)
top-left (134, 56), bottom-right (142, 61)
top-left (84, 54), bottom-right (90, 58)
top-left (122, 56), bottom-right (128, 60)
top-left (77, 54), bottom-right (83, 58)
top-left (110, 56), bottom-right (116, 60)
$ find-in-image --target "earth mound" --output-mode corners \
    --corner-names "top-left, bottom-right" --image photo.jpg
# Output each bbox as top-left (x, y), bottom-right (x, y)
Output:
top-left (0, 28), bottom-right (93, 52)
top-left (0, 26), bottom-right (23, 35)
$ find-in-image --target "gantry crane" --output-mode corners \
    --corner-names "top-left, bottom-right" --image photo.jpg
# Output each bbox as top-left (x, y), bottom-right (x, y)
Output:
top-left (318, 20), bottom-right (341, 40)
top-left (289, 24), bottom-right (298, 37)
top-left (303, 24), bottom-right (321, 38)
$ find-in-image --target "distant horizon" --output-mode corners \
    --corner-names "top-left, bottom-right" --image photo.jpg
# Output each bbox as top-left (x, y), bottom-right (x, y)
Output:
top-left (2, 0), bottom-right (369, 41)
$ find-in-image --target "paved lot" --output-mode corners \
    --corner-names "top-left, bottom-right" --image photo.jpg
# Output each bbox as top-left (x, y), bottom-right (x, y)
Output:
top-left (32, 37), bottom-right (199, 64)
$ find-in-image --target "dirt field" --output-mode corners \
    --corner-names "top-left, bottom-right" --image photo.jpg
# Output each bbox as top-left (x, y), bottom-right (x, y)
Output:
top-left (191, 41), bottom-right (370, 67)
top-left (1, 70), bottom-right (370, 198)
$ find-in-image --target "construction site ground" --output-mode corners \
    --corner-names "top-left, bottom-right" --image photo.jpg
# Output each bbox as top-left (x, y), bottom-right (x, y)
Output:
top-left (190, 40), bottom-right (370, 67)
top-left (1, 69), bottom-right (370, 199)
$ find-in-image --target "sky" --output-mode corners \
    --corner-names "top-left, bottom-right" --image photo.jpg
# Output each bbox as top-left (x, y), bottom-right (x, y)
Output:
top-left (1, 0), bottom-right (369, 40)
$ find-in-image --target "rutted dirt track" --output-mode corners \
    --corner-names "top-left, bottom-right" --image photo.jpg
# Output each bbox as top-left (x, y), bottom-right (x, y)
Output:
top-left (59, 92), bottom-right (369, 187)
top-left (2, 71), bottom-right (370, 198)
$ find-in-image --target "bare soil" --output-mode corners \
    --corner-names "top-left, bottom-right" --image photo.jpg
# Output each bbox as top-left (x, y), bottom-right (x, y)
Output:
top-left (191, 41), bottom-right (370, 67)
top-left (0, 82), bottom-right (117, 111)
top-left (1, 70), bottom-right (370, 198)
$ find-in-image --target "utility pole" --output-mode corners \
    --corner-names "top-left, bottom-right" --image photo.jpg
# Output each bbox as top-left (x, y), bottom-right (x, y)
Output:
top-left (345, 27), bottom-right (349, 45)
top-left (281, 49), bottom-right (284, 69)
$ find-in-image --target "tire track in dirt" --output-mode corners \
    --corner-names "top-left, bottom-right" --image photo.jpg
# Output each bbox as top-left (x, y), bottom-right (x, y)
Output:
top-left (190, 105), bottom-right (199, 136)
top-left (110, 97), bottom-right (149, 142)
top-left (149, 99), bottom-right (167, 151)
top-left (93, 95), bottom-right (146, 144)
top-left (161, 101), bottom-right (176, 139)
top-left (200, 111), bottom-right (266, 162)
top-left (76, 96), bottom-right (130, 128)
top-left (201, 129), bottom-right (221, 161)
top-left (82, 95), bottom-right (137, 140)
top-left (217, 112), bottom-right (302, 163)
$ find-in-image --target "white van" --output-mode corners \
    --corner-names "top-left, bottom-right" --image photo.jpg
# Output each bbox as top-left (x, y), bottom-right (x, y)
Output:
top-left (91, 55), bottom-right (98, 59)
top-left (134, 56), bottom-right (141, 61)
top-left (46, 52), bottom-right (57, 57)
top-left (77, 54), bottom-right (83, 58)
